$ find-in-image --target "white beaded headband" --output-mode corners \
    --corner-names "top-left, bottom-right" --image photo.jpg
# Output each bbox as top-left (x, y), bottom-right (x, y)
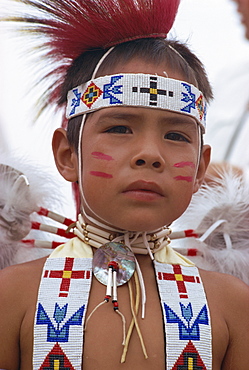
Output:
top-left (66, 73), bottom-right (207, 132)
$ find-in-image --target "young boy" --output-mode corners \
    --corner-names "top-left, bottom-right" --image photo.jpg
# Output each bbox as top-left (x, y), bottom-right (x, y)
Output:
top-left (0, 1), bottom-right (249, 369)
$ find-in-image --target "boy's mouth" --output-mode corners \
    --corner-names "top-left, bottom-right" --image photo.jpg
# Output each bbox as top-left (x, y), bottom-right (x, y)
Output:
top-left (123, 180), bottom-right (164, 199)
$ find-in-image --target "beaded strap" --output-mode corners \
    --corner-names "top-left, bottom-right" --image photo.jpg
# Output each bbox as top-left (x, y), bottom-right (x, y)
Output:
top-left (155, 261), bottom-right (212, 369)
top-left (33, 257), bottom-right (92, 369)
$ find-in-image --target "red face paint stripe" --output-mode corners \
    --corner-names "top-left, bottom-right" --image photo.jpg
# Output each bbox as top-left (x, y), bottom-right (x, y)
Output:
top-left (90, 171), bottom-right (113, 179)
top-left (173, 161), bottom-right (195, 168)
top-left (91, 152), bottom-right (114, 161)
top-left (173, 176), bottom-right (193, 182)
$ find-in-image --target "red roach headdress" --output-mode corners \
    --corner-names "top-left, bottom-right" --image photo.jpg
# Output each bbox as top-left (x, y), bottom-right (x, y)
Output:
top-left (9, 0), bottom-right (180, 107)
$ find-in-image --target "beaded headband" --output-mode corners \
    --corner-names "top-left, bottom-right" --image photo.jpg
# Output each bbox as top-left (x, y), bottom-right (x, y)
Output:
top-left (66, 73), bottom-right (207, 132)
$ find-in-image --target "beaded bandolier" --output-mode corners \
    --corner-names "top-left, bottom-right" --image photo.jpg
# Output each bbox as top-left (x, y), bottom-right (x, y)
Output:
top-left (34, 228), bottom-right (212, 369)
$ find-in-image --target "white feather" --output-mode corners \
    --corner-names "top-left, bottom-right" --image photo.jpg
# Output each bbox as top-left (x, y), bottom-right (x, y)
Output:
top-left (172, 170), bottom-right (249, 284)
top-left (0, 153), bottom-right (76, 268)
top-left (0, 165), bottom-right (37, 241)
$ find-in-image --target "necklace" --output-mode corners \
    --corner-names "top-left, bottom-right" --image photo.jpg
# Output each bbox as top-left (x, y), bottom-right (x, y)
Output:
top-left (73, 213), bottom-right (171, 259)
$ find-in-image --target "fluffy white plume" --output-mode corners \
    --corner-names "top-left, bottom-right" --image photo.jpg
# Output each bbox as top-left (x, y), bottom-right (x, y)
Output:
top-left (0, 154), bottom-right (76, 269)
top-left (0, 165), bottom-right (38, 240)
top-left (172, 171), bottom-right (249, 284)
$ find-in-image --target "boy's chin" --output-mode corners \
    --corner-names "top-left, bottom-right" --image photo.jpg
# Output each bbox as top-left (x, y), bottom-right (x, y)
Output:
top-left (82, 205), bottom-right (171, 232)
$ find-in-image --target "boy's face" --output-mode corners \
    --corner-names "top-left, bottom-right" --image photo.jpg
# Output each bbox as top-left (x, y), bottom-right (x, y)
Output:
top-left (79, 59), bottom-right (210, 231)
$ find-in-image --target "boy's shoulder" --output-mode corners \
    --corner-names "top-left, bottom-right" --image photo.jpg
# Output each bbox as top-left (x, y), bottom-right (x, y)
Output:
top-left (0, 255), bottom-right (47, 276)
top-left (0, 256), bottom-right (47, 299)
top-left (199, 267), bottom-right (249, 325)
top-left (199, 267), bottom-right (249, 300)
top-left (199, 267), bottom-right (249, 291)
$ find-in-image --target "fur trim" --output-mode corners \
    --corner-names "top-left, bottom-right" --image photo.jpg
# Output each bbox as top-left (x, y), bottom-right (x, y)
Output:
top-left (172, 171), bottom-right (249, 284)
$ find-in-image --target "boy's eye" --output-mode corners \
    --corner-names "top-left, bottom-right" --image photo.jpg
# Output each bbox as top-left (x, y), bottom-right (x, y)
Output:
top-left (165, 132), bottom-right (189, 142)
top-left (105, 125), bottom-right (131, 134)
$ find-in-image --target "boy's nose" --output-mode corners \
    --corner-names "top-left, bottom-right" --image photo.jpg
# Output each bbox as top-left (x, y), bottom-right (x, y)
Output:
top-left (131, 146), bottom-right (165, 171)
top-left (130, 132), bottom-right (166, 171)
top-left (135, 159), bottom-right (162, 169)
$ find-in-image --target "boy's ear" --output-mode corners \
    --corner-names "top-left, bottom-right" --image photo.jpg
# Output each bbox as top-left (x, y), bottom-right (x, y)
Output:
top-left (193, 144), bottom-right (211, 193)
top-left (52, 128), bottom-right (78, 182)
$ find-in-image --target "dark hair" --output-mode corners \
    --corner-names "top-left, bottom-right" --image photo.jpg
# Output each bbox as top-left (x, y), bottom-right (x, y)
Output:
top-left (59, 38), bottom-right (213, 149)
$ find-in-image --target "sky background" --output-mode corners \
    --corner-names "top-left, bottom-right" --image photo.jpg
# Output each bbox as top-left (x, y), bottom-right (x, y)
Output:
top-left (1, 0), bottom-right (249, 215)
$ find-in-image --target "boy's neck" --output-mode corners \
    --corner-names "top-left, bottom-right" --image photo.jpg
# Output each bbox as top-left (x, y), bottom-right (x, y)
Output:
top-left (74, 212), bottom-right (171, 258)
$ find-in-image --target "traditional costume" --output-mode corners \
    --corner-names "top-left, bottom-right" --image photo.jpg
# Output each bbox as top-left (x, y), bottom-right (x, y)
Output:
top-left (2, 0), bottom-right (218, 368)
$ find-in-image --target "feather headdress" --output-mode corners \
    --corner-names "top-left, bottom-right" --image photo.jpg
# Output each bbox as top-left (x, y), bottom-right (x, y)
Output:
top-left (172, 170), bottom-right (249, 284)
top-left (7, 0), bottom-right (180, 110)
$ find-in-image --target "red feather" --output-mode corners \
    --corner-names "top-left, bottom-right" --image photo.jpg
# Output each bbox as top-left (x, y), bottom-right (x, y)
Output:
top-left (14, 0), bottom-right (180, 60)
top-left (8, 0), bottom-right (179, 110)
